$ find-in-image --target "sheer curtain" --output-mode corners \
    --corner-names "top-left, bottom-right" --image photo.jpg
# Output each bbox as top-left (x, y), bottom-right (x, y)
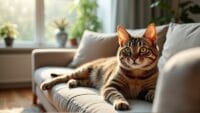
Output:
top-left (113, 0), bottom-right (152, 30)
top-left (97, 0), bottom-right (180, 33)
top-left (98, 0), bottom-right (154, 32)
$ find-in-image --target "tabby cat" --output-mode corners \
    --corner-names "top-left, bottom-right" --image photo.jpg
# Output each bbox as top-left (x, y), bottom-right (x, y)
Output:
top-left (40, 24), bottom-right (159, 110)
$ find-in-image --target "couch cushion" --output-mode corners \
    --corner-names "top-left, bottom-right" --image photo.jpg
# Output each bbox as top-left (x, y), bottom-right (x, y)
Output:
top-left (68, 30), bottom-right (118, 68)
top-left (34, 67), bottom-right (74, 86)
top-left (52, 86), bottom-right (152, 113)
top-left (44, 84), bottom-right (152, 113)
top-left (158, 23), bottom-right (200, 72)
top-left (34, 67), bottom-right (152, 113)
top-left (153, 47), bottom-right (200, 113)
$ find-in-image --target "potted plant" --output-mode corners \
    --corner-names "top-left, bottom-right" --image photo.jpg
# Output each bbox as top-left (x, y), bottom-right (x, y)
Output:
top-left (52, 17), bottom-right (69, 48)
top-left (69, 0), bottom-right (101, 46)
top-left (0, 22), bottom-right (19, 47)
top-left (150, 0), bottom-right (200, 25)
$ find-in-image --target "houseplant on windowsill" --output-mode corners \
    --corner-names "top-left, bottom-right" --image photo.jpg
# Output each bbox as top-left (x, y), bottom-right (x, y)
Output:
top-left (0, 22), bottom-right (19, 47)
top-left (69, 0), bottom-right (101, 46)
top-left (52, 17), bottom-right (69, 48)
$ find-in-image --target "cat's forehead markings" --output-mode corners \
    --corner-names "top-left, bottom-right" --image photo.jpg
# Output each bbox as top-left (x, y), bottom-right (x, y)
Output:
top-left (126, 38), bottom-right (144, 46)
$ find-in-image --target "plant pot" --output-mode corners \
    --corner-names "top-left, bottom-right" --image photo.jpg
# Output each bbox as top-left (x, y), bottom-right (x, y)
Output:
top-left (69, 38), bottom-right (78, 47)
top-left (55, 29), bottom-right (68, 48)
top-left (4, 37), bottom-right (14, 47)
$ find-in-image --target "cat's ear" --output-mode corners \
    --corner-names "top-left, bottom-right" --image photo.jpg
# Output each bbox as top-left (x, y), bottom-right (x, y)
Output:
top-left (144, 23), bottom-right (157, 43)
top-left (117, 25), bottom-right (130, 46)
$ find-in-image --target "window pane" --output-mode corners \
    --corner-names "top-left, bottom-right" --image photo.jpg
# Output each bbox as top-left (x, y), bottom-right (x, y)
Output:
top-left (0, 0), bottom-right (35, 41)
top-left (45, 0), bottom-right (75, 43)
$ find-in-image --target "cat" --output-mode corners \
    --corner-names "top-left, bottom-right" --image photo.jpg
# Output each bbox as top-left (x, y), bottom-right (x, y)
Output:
top-left (40, 23), bottom-right (159, 111)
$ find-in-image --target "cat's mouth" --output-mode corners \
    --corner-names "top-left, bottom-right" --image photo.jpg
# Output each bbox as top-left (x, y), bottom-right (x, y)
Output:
top-left (132, 62), bottom-right (139, 65)
top-left (128, 59), bottom-right (140, 65)
top-left (125, 59), bottom-right (143, 68)
top-left (126, 58), bottom-right (154, 69)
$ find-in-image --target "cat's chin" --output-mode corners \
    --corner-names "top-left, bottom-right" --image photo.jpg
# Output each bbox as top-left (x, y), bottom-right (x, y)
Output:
top-left (128, 63), bottom-right (154, 70)
top-left (119, 63), bottom-right (143, 70)
top-left (126, 60), bottom-right (145, 69)
top-left (130, 65), bottom-right (143, 69)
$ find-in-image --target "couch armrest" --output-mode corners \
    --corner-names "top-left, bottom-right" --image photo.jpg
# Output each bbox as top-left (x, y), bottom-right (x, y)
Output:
top-left (153, 47), bottom-right (200, 113)
top-left (31, 49), bottom-right (76, 96)
top-left (32, 49), bottom-right (76, 71)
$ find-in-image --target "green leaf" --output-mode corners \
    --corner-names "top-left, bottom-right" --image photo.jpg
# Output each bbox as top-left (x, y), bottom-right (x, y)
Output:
top-left (159, 1), bottom-right (171, 10)
top-left (189, 5), bottom-right (200, 14)
top-left (69, 0), bottom-right (100, 39)
top-left (149, 16), bottom-right (173, 25)
top-left (179, 1), bottom-right (193, 8)
top-left (180, 11), bottom-right (195, 23)
top-left (181, 17), bottom-right (195, 23)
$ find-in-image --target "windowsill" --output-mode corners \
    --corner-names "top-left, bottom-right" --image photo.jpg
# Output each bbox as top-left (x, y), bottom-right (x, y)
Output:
top-left (0, 43), bottom-right (78, 54)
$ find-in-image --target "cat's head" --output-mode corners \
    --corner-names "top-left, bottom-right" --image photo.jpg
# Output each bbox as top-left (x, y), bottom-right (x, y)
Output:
top-left (117, 24), bottom-right (159, 70)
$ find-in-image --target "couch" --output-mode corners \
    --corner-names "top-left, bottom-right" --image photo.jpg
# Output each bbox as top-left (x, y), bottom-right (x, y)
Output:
top-left (32, 23), bottom-right (200, 113)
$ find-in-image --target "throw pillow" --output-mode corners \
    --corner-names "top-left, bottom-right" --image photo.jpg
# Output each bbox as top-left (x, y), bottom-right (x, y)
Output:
top-left (158, 23), bottom-right (200, 71)
top-left (68, 30), bottom-right (118, 68)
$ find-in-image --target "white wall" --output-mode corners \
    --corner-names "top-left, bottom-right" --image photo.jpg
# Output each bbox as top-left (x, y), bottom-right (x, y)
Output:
top-left (0, 53), bottom-right (32, 87)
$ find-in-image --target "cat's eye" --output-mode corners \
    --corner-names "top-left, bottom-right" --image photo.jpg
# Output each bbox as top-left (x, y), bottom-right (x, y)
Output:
top-left (122, 47), bottom-right (131, 56)
top-left (140, 47), bottom-right (149, 54)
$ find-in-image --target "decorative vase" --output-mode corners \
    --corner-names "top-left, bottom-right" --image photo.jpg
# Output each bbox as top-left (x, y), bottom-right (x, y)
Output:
top-left (55, 29), bottom-right (68, 48)
top-left (4, 37), bottom-right (14, 47)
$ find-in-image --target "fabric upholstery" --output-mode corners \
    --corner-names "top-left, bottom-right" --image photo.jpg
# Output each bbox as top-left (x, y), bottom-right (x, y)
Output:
top-left (36, 87), bottom-right (58, 112)
top-left (68, 30), bottom-right (118, 68)
top-left (34, 67), bottom-right (74, 86)
top-left (32, 49), bottom-right (76, 94)
top-left (32, 49), bottom-right (76, 70)
top-left (34, 67), bottom-right (152, 113)
top-left (158, 23), bottom-right (200, 71)
top-left (153, 47), bottom-right (200, 113)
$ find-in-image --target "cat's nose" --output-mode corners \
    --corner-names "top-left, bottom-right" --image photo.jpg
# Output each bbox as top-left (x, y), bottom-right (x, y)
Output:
top-left (132, 53), bottom-right (138, 60)
top-left (132, 56), bottom-right (137, 61)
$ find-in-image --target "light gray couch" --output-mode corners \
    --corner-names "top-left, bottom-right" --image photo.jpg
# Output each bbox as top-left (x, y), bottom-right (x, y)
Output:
top-left (32, 23), bottom-right (200, 113)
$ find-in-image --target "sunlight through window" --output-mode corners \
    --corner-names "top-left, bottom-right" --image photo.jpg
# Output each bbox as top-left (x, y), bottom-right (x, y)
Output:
top-left (44, 0), bottom-right (75, 43)
top-left (0, 0), bottom-right (35, 41)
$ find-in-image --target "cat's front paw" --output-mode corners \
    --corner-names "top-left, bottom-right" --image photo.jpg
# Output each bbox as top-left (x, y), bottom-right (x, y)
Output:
top-left (145, 90), bottom-right (154, 102)
top-left (40, 80), bottom-right (53, 90)
top-left (68, 79), bottom-right (78, 88)
top-left (114, 100), bottom-right (130, 111)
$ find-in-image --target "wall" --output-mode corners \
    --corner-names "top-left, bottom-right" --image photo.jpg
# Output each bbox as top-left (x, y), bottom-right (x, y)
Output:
top-left (0, 49), bottom-right (32, 89)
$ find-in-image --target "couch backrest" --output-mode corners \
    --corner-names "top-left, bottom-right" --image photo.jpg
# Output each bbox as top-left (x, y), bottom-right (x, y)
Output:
top-left (158, 23), bottom-right (200, 71)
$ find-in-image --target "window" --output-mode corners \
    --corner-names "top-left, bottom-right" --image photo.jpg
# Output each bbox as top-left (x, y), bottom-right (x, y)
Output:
top-left (0, 0), bottom-right (35, 42)
top-left (0, 0), bottom-right (75, 46)
top-left (44, 0), bottom-right (75, 43)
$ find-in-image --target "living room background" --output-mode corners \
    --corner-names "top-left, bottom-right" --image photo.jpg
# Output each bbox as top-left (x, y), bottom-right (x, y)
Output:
top-left (0, 0), bottom-right (200, 112)
top-left (0, 0), bottom-right (199, 46)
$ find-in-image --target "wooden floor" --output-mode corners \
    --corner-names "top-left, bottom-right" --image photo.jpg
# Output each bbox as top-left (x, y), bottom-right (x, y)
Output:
top-left (0, 88), bottom-right (33, 109)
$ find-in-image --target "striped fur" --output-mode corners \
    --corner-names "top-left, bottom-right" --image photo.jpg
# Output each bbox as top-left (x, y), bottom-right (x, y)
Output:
top-left (40, 24), bottom-right (159, 110)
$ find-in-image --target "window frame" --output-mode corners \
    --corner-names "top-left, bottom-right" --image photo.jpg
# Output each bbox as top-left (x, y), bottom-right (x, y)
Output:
top-left (35, 0), bottom-right (45, 47)
top-left (0, 0), bottom-right (49, 48)
top-left (0, 0), bottom-right (74, 48)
